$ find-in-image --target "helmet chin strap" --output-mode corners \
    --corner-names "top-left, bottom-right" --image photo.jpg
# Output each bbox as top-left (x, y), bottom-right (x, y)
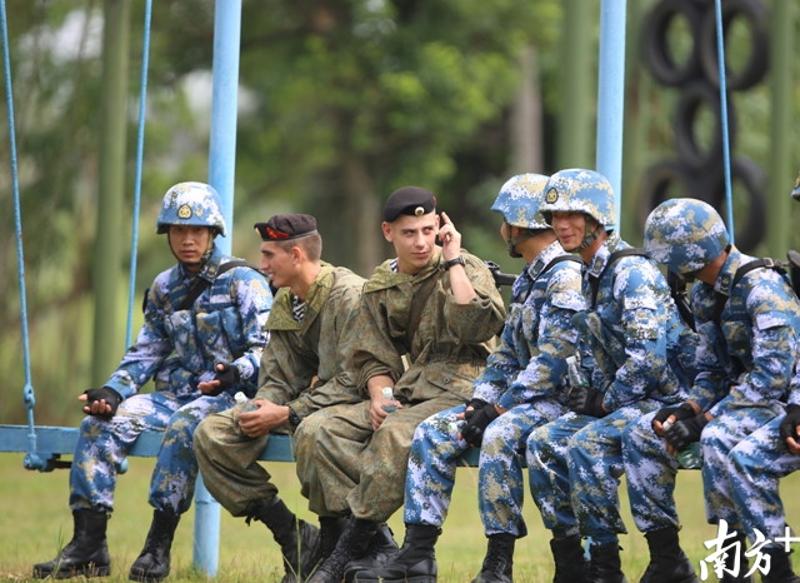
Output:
top-left (505, 231), bottom-right (533, 258)
top-left (167, 231), bottom-right (215, 270)
top-left (577, 221), bottom-right (603, 251)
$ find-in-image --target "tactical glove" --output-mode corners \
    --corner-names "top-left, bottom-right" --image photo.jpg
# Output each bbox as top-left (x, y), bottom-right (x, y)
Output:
top-left (461, 405), bottom-right (500, 448)
top-left (652, 402), bottom-right (696, 431)
top-left (779, 404), bottom-right (800, 442)
top-left (463, 398), bottom-right (490, 421)
top-left (664, 413), bottom-right (708, 450)
top-left (568, 386), bottom-right (607, 417)
top-left (84, 386), bottom-right (123, 418)
top-left (212, 362), bottom-right (240, 393)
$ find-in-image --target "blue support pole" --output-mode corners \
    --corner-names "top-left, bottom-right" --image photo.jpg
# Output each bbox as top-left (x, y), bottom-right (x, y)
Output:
top-left (193, 0), bottom-right (242, 576)
top-left (714, 0), bottom-right (735, 244)
top-left (595, 0), bottom-right (627, 229)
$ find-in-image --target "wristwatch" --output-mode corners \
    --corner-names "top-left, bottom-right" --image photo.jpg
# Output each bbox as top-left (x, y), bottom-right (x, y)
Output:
top-left (287, 406), bottom-right (302, 430)
top-left (442, 256), bottom-right (466, 271)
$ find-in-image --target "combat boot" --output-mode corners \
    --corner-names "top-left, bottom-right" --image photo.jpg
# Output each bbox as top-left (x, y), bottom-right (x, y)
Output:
top-left (128, 508), bottom-right (181, 582)
top-left (33, 508), bottom-right (111, 579)
top-left (550, 534), bottom-right (589, 583)
top-left (589, 542), bottom-right (628, 583)
top-left (639, 527), bottom-right (698, 583)
top-left (307, 518), bottom-right (379, 583)
top-left (352, 523), bottom-right (439, 583)
top-left (470, 533), bottom-right (515, 583)
top-left (248, 497), bottom-right (321, 583)
top-left (720, 533), bottom-right (752, 583)
top-left (343, 523), bottom-right (399, 582)
top-left (762, 548), bottom-right (800, 583)
top-left (318, 516), bottom-right (348, 562)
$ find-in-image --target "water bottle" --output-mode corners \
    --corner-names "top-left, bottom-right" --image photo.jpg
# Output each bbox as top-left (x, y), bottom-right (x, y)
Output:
top-left (566, 355), bottom-right (589, 389)
top-left (234, 391), bottom-right (259, 412)
top-left (676, 442), bottom-right (703, 470)
top-left (380, 387), bottom-right (398, 413)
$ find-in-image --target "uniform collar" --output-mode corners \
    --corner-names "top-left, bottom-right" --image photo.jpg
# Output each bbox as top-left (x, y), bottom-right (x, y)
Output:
top-left (714, 246), bottom-right (749, 296)
top-left (586, 233), bottom-right (626, 278)
top-left (529, 240), bottom-right (568, 279)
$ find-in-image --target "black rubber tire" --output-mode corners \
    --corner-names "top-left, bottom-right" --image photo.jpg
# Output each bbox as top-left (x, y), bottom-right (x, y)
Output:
top-left (705, 156), bottom-right (766, 252)
top-left (636, 159), bottom-right (706, 229)
top-left (699, 0), bottom-right (769, 91)
top-left (641, 0), bottom-right (704, 88)
top-left (674, 81), bottom-right (736, 170)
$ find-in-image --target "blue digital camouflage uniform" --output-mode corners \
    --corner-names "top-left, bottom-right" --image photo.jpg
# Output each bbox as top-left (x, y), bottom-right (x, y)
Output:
top-left (70, 243), bottom-right (272, 514)
top-left (730, 380), bottom-right (800, 545)
top-left (526, 234), bottom-right (696, 544)
top-left (403, 240), bottom-right (584, 537)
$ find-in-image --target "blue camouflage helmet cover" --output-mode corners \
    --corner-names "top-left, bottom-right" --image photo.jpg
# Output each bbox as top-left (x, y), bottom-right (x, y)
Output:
top-left (539, 168), bottom-right (616, 230)
top-left (490, 173), bottom-right (551, 230)
top-left (156, 181), bottom-right (227, 236)
top-left (643, 198), bottom-right (729, 275)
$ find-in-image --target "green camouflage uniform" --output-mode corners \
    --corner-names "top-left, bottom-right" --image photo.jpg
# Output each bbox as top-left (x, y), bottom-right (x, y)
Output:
top-left (294, 249), bottom-right (506, 521)
top-left (193, 264), bottom-right (365, 516)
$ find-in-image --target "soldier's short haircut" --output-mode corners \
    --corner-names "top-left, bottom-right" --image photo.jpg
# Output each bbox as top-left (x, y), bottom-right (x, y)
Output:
top-left (275, 232), bottom-right (323, 261)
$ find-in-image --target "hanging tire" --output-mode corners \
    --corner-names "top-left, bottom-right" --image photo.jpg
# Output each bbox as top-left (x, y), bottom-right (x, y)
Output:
top-left (705, 156), bottom-right (766, 252)
top-left (699, 0), bottom-right (769, 91)
top-left (674, 81), bottom-right (735, 170)
top-left (636, 159), bottom-right (704, 229)
top-left (641, 0), bottom-right (703, 88)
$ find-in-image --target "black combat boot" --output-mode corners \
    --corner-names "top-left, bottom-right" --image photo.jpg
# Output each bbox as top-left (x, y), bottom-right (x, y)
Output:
top-left (307, 518), bottom-right (379, 583)
top-left (720, 533), bottom-right (752, 583)
top-left (762, 548), bottom-right (800, 583)
top-left (248, 497), bottom-right (321, 583)
top-left (128, 509), bottom-right (181, 582)
top-left (343, 523), bottom-right (399, 582)
top-left (550, 534), bottom-right (589, 583)
top-left (470, 533), bottom-right (515, 583)
top-left (352, 523), bottom-right (439, 583)
top-left (318, 516), bottom-right (349, 562)
top-left (640, 527), bottom-right (698, 583)
top-left (33, 508), bottom-right (111, 579)
top-left (589, 542), bottom-right (628, 583)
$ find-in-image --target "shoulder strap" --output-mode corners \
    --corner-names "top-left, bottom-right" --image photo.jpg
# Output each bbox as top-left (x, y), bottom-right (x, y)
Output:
top-left (176, 260), bottom-right (260, 312)
top-left (541, 254), bottom-right (582, 275)
top-left (590, 248), bottom-right (648, 308)
top-left (667, 270), bottom-right (696, 331)
top-left (732, 258), bottom-right (782, 288)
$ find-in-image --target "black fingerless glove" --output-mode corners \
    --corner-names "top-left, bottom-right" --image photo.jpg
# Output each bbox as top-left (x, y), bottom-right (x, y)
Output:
top-left (652, 402), bottom-right (696, 429)
top-left (664, 413), bottom-right (709, 450)
top-left (779, 404), bottom-right (800, 442)
top-left (464, 398), bottom-right (490, 421)
top-left (83, 386), bottom-right (123, 417)
top-left (213, 362), bottom-right (241, 392)
top-left (461, 405), bottom-right (500, 448)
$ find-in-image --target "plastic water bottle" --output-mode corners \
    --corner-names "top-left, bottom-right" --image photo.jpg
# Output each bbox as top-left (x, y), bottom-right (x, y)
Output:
top-left (234, 391), bottom-right (258, 412)
top-left (566, 355), bottom-right (589, 389)
top-left (380, 387), bottom-right (397, 413)
top-left (676, 442), bottom-right (703, 470)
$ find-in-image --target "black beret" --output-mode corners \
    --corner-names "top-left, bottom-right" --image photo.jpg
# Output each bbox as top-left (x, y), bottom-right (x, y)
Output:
top-left (254, 213), bottom-right (319, 241)
top-left (383, 186), bottom-right (437, 222)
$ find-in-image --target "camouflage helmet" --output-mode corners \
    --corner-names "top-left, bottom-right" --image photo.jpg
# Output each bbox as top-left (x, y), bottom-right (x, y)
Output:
top-left (539, 168), bottom-right (616, 230)
top-left (643, 198), bottom-right (729, 275)
top-left (792, 171), bottom-right (800, 202)
top-left (156, 182), bottom-right (226, 237)
top-left (490, 173), bottom-right (551, 230)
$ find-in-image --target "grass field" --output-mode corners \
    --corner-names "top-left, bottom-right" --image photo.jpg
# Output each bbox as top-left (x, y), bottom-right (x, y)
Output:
top-left (0, 453), bottom-right (797, 582)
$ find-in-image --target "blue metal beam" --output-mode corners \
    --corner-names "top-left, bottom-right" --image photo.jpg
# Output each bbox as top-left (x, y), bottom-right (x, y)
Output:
top-left (595, 0), bottom-right (627, 229)
top-left (194, 0), bottom-right (243, 575)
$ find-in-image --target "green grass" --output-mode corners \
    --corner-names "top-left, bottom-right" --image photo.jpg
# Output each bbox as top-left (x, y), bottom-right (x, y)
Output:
top-left (0, 453), bottom-right (797, 582)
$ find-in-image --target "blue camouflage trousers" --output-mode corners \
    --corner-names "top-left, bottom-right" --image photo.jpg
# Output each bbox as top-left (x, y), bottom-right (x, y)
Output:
top-left (526, 401), bottom-right (660, 544)
top-left (700, 400), bottom-right (784, 530)
top-left (404, 401), bottom-right (566, 537)
top-left (730, 411), bottom-right (800, 545)
top-left (69, 391), bottom-right (235, 513)
top-left (622, 410), bottom-right (683, 533)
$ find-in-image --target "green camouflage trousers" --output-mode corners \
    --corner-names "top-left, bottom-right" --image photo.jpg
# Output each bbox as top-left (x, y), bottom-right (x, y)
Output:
top-left (193, 407), bottom-right (287, 516)
top-left (294, 393), bottom-right (463, 521)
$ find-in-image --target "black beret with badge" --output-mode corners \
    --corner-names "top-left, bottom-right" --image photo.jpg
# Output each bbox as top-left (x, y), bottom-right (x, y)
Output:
top-left (254, 213), bottom-right (319, 241)
top-left (383, 186), bottom-right (437, 222)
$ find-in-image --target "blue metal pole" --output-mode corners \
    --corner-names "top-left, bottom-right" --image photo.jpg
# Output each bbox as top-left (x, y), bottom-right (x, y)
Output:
top-left (714, 0), bottom-right (735, 244)
top-left (193, 0), bottom-right (242, 576)
top-left (595, 0), bottom-right (627, 229)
